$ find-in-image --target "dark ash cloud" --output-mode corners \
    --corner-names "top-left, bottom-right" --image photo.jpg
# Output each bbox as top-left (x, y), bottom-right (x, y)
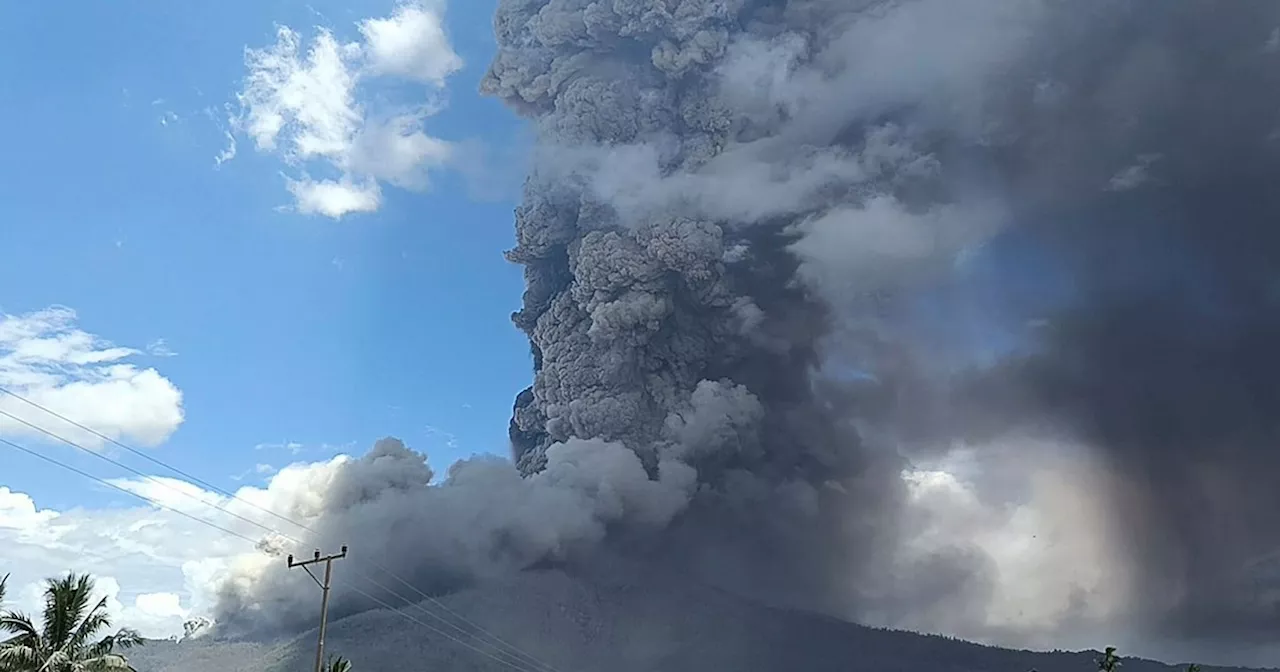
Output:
top-left (213, 0), bottom-right (1280, 662)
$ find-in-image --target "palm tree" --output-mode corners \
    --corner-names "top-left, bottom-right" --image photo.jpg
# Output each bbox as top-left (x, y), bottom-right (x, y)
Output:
top-left (0, 573), bottom-right (143, 672)
top-left (324, 655), bottom-right (352, 672)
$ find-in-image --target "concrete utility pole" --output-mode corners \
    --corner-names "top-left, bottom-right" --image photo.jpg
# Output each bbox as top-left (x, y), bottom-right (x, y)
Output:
top-left (288, 546), bottom-right (348, 672)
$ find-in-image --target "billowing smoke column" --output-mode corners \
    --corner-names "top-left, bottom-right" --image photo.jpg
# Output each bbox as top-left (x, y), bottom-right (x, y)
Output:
top-left (479, 0), bottom-right (1000, 624)
top-left (483, 0), bottom-right (1280, 649)
top-left (214, 0), bottom-right (1280, 658)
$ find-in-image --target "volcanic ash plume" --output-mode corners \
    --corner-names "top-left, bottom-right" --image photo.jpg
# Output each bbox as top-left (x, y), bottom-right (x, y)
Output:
top-left (482, 0), bottom-right (1280, 650)
top-left (214, 0), bottom-right (1280, 659)
top-left (211, 437), bottom-right (697, 637)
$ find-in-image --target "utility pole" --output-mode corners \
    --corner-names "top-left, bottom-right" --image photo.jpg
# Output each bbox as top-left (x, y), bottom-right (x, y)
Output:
top-left (288, 546), bottom-right (348, 672)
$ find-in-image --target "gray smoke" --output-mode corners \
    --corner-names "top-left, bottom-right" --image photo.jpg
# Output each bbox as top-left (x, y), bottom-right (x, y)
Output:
top-left (213, 437), bottom-right (697, 637)
top-left (213, 0), bottom-right (1280, 660)
top-left (485, 0), bottom-right (1280, 649)
top-left (477, 0), bottom-right (1047, 642)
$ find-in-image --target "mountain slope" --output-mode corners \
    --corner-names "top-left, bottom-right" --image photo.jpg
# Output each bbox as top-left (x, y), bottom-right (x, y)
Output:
top-left (127, 567), bottom-right (1271, 672)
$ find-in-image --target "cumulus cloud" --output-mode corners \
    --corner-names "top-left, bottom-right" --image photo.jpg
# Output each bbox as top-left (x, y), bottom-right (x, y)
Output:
top-left (0, 307), bottom-right (184, 450)
top-left (4, 579), bottom-right (188, 643)
top-left (359, 1), bottom-right (462, 84)
top-left (0, 485), bottom-right (227, 639)
top-left (229, 1), bottom-right (463, 218)
top-left (0, 451), bottom-right (373, 639)
top-left (0, 488), bottom-right (58, 531)
top-left (286, 176), bottom-right (381, 218)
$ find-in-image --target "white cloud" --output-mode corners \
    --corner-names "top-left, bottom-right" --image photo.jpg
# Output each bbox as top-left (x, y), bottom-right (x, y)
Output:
top-left (107, 476), bottom-right (227, 517)
top-left (0, 455), bottom-right (356, 639)
top-left (146, 338), bottom-right (178, 358)
top-left (239, 28), bottom-right (362, 161)
top-left (359, 1), bottom-right (462, 84)
top-left (423, 424), bottom-right (457, 449)
top-left (0, 490), bottom-right (222, 639)
top-left (287, 176), bottom-right (382, 218)
top-left (231, 463), bottom-right (279, 482)
top-left (0, 487), bottom-right (58, 531)
top-left (349, 114), bottom-right (452, 190)
top-left (214, 132), bottom-right (237, 167)
top-left (255, 440), bottom-right (305, 454)
top-left (135, 591), bottom-right (188, 619)
top-left (229, 1), bottom-right (462, 218)
top-left (0, 307), bottom-right (184, 450)
top-left (94, 579), bottom-right (193, 639)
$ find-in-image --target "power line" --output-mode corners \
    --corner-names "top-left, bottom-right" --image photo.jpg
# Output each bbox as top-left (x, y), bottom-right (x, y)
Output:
top-left (0, 408), bottom-right (554, 672)
top-left (0, 434), bottom-right (548, 672)
top-left (0, 393), bottom-right (560, 672)
top-left (0, 407), bottom-right (309, 545)
top-left (341, 583), bottom-right (554, 672)
top-left (0, 387), bottom-right (557, 672)
top-left (0, 437), bottom-right (257, 548)
top-left (0, 389), bottom-right (559, 672)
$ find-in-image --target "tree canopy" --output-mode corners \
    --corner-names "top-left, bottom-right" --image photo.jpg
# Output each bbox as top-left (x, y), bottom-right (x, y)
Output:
top-left (0, 573), bottom-right (142, 672)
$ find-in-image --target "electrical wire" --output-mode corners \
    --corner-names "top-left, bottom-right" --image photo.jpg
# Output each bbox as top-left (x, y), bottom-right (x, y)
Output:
top-left (0, 392), bottom-right (559, 672)
top-left (0, 434), bottom-right (547, 672)
top-left (0, 386), bottom-right (548, 666)
top-left (0, 391), bottom-right (562, 672)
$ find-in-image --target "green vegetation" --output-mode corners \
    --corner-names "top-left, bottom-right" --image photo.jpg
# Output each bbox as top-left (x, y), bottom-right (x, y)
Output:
top-left (0, 573), bottom-right (143, 672)
top-left (324, 654), bottom-right (353, 672)
top-left (1094, 647), bottom-right (1203, 672)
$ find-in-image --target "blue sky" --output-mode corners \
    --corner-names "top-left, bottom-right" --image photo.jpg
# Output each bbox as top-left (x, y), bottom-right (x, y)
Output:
top-left (0, 0), bottom-right (545, 631)
top-left (0, 0), bottom-right (530, 509)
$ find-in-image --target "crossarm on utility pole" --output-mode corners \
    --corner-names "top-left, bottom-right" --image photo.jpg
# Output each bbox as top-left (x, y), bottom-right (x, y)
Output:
top-left (288, 546), bottom-right (348, 672)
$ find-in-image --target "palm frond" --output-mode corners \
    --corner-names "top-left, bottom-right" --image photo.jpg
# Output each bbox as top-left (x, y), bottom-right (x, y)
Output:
top-left (65, 601), bottom-right (112, 655)
top-left (43, 574), bottom-right (97, 650)
top-left (324, 654), bottom-right (353, 672)
top-left (109, 630), bottom-right (141, 651)
top-left (0, 574), bottom-right (139, 672)
top-left (85, 629), bottom-right (143, 661)
top-left (0, 612), bottom-right (41, 640)
top-left (0, 642), bottom-right (44, 671)
top-left (39, 648), bottom-right (73, 672)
